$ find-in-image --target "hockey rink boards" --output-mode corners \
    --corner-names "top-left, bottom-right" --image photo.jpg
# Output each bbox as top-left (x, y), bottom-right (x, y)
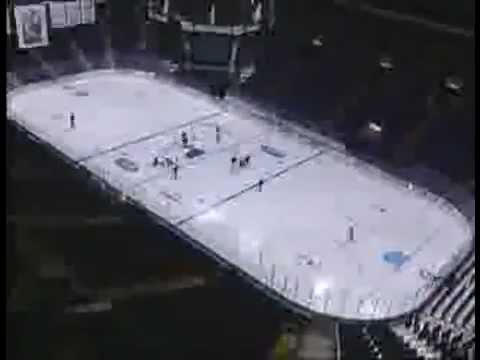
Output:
top-left (7, 69), bottom-right (473, 320)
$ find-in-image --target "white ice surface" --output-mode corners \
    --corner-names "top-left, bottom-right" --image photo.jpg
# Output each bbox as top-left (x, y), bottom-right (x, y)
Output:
top-left (8, 70), bottom-right (473, 320)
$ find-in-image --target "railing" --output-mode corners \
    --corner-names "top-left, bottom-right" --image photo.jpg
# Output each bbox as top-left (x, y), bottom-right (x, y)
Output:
top-left (335, 321), bottom-right (342, 360)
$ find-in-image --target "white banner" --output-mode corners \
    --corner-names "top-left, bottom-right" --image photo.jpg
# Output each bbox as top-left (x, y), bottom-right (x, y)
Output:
top-left (7, 6), bottom-right (11, 35)
top-left (45, 1), bottom-right (68, 28)
top-left (80, 0), bottom-right (95, 24)
top-left (14, 4), bottom-right (49, 49)
top-left (65, 1), bottom-right (81, 27)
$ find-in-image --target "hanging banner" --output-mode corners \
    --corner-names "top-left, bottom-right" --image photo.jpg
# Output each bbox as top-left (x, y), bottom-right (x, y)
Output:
top-left (14, 4), bottom-right (49, 48)
top-left (42, 0), bottom-right (94, 27)
top-left (80, 0), bottom-right (95, 24)
top-left (65, 0), bottom-right (81, 27)
top-left (7, 6), bottom-right (11, 34)
top-left (45, 1), bottom-right (68, 28)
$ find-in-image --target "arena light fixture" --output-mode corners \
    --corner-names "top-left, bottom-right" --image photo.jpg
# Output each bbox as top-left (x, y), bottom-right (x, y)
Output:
top-left (312, 35), bottom-right (324, 47)
top-left (368, 121), bottom-right (382, 133)
top-left (443, 75), bottom-right (464, 95)
top-left (379, 55), bottom-right (394, 71)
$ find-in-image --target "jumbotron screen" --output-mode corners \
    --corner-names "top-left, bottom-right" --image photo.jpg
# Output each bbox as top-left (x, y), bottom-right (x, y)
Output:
top-left (190, 33), bottom-right (232, 66)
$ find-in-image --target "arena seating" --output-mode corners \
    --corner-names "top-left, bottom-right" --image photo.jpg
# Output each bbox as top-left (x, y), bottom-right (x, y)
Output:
top-left (339, 324), bottom-right (378, 360)
top-left (336, 247), bottom-right (475, 360)
top-left (392, 248), bottom-right (475, 359)
top-left (339, 323), bottom-right (424, 359)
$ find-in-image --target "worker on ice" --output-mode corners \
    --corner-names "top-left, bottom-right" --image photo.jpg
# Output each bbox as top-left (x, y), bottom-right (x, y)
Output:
top-left (244, 154), bottom-right (251, 166)
top-left (181, 130), bottom-right (188, 147)
top-left (239, 154), bottom-right (251, 168)
top-left (215, 124), bottom-right (221, 144)
top-left (347, 223), bottom-right (355, 242)
top-left (258, 178), bottom-right (264, 192)
top-left (218, 85), bottom-right (227, 101)
top-left (230, 155), bottom-right (237, 173)
top-left (69, 112), bottom-right (75, 129)
top-left (172, 163), bottom-right (179, 180)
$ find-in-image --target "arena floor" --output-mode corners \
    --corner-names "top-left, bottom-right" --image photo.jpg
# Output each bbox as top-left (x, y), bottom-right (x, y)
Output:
top-left (7, 69), bottom-right (473, 320)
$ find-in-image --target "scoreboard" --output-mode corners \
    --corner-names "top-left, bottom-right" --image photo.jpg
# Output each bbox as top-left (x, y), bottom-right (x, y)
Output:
top-left (190, 32), bottom-right (232, 66)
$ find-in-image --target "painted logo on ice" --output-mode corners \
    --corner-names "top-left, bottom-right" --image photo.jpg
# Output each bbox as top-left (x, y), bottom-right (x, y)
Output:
top-left (115, 157), bottom-right (139, 173)
top-left (383, 251), bottom-right (410, 269)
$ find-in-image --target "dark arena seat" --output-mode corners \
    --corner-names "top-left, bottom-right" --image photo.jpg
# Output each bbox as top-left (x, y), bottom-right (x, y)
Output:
top-left (393, 248), bottom-right (475, 359)
top-left (338, 323), bottom-right (423, 360)
top-left (367, 324), bottom-right (421, 360)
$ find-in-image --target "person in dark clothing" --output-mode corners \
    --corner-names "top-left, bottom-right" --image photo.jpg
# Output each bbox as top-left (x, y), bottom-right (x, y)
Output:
top-left (348, 224), bottom-right (355, 242)
top-left (405, 314), bottom-right (414, 328)
top-left (69, 112), bottom-right (75, 129)
top-left (244, 154), bottom-right (250, 166)
top-left (230, 156), bottom-right (237, 172)
top-left (239, 154), bottom-right (251, 169)
top-left (163, 156), bottom-right (172, 168)
top-left (153, 156), bottom-right (159, 167)
top-left (218, 86), bottom-right (227, 100)
top-left (258, 179), bottom-right (264, 192)
top-left (181, 131), bottom-right (188, 147)
top-left (215, 124), bottom-right (221, 144)
top-left (172, 163), bottom-right (179, 180)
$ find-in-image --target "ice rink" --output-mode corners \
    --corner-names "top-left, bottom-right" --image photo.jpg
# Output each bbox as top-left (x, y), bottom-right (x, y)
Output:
top-left (8, 69), bottom-right (473, 320)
